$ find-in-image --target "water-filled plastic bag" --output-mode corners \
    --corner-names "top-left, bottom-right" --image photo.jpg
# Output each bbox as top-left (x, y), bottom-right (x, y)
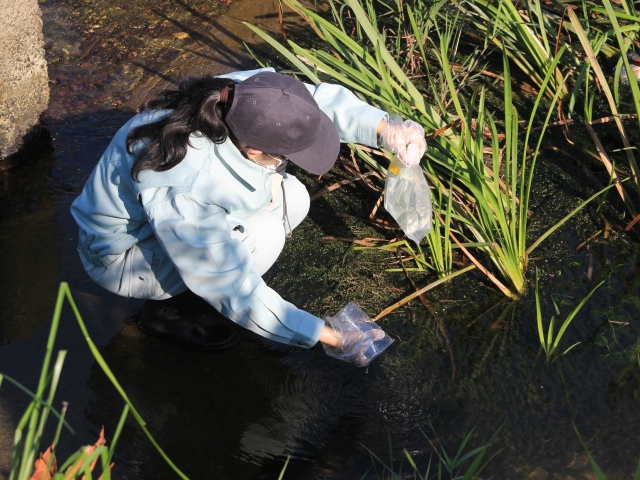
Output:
top-left (384, 156), bottom-right (432, 244)
top-left (323, 302), bottom-right (394, 367)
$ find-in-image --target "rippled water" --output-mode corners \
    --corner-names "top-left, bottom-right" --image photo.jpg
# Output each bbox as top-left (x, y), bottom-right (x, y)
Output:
top-left (1, 1), bottom-right (640, 479)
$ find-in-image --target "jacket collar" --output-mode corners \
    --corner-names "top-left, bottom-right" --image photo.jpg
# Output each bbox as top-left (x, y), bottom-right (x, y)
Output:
top-left (213, 139), bottom-right (276, 191)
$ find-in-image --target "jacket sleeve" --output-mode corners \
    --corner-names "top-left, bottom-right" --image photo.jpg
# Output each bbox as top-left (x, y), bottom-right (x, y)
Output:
top-left (145, 192), bottom-right (325, 348)
top-left (305, 82), bottom-right (388, 148)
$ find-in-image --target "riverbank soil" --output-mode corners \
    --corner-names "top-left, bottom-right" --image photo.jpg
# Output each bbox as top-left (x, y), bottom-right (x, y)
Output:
top-left (1, 1), bottom-right (639, 479)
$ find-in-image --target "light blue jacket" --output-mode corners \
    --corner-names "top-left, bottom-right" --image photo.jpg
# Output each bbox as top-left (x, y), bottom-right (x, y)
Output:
top-left (71, 68), bottom-right (387, 348)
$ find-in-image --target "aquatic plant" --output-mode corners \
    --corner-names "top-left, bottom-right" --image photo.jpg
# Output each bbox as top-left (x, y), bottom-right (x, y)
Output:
top-left (567, 4), bottom-right (640, 208)
top-left (364, 424), bottom-right (502, 480)
top-left (439, 43), bottom-right (568, 297)
top-left (1, 283), bottom-right (189, 480)
top-left (460, 0), bottom-right (640, 215)
top-left (535, 271), bottom-right (604, 363)
top-left (276, 426), bottom-right (501, 480)
top-left (247, 0), bottom-right (612, 301)
top-left (458, 0), bottom-right (569, 98)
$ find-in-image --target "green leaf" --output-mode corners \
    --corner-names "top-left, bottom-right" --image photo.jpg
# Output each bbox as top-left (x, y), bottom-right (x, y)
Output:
top-left (243, 22), bottom-right (320, 84)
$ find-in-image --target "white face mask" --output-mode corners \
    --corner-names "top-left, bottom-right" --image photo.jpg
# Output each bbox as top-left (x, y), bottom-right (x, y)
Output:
top-left (251, 154), bottom-right (287, 173)
top-left (264, 153), bottom-right (284, 170)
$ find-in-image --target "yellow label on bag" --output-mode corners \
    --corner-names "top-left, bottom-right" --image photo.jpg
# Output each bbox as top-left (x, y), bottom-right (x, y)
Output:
top-left (389, 163), bottom-right (400, 175)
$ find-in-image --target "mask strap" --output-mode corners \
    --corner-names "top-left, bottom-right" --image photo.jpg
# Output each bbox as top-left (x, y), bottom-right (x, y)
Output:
top-left (281, 180), bottom-right (292, 238)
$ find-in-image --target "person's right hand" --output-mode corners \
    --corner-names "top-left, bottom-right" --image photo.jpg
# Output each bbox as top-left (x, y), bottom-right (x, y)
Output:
top-left (322, 328), bottom-right (385, 366)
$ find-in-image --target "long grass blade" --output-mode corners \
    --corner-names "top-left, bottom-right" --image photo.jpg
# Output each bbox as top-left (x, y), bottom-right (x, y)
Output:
top-left (572, 424), bottom-right (607, 480)
top-left (278, 455), bottom-right (290, 480)
top-left (107, 404), bottom-right (130, 465)
top-left (243, 22), bottom-right (320, 84)
top-left (56, 283), bottom-right (190, 480)
top-left (0, 374), bottom-right (74, 434)
top-left (535, 270), bottom-right (547, 355)
top-left (550, 280), bottom-right (604, 355)
top-left (567, 8), bottom-right (640, 193)
top-left (375, 265), bottom-right (476, 320)
top-left (526, 184), bottom-right (617, 255)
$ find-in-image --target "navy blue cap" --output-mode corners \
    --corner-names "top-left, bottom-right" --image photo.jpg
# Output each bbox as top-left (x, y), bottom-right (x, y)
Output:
top-left (225, 72), bottom-right (340, 175)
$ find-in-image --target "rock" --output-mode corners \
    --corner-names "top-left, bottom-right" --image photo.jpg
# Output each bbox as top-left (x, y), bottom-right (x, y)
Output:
top-left (0, 0), bottom-right (49, 159)
top-left (529, 467), bottom-right (550, 480)
top-left (553, 474), bottom-right (576, 480)
top-left (566, 453), bottom-right (590, 470)
top-left (51, 40), bottom-right (82, 59)
top-left (580, 473), bottom-right (598, 480)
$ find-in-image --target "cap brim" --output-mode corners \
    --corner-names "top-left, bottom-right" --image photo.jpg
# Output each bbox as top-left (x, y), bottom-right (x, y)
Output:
top-left (286, 112), bottom-right (340, 175)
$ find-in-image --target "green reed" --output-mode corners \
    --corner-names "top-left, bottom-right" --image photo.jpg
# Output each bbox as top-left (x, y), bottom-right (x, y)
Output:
top-left (2, 283), bottom-right (189, 480)
top-left (459, 0), bottom-right (569, 98)
top-left (460, 0), bottom-right (640, 206)
top-left (535, 271), bottom-right (604, 363)
top-left (248, 0), bottom-right (613, 301)
top-left (567, 5), bottom-right (640, 198)
top-left (278, 425), bottom-right (501, 480)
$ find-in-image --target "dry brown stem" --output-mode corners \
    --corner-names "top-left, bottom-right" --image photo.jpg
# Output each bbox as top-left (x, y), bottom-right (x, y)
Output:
top-left (309, 171), bottom-right (377, 201)
top-left (584, 123), bottom-right (637, 217)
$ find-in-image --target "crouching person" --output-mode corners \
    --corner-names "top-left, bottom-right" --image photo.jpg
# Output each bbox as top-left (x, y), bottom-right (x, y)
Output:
top-left (70, 68), bottom-right (426, 364)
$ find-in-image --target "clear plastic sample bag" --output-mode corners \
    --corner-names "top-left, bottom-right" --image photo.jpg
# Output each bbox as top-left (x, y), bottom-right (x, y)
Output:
top-left (384, 155), bottom-right (432, 244)
top-left (323, 302), bottom-right (394, 367)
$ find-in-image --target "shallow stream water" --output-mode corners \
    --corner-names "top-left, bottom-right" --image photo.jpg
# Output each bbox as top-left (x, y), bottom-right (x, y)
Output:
top-left (1, 1), bottom-right (640, 479)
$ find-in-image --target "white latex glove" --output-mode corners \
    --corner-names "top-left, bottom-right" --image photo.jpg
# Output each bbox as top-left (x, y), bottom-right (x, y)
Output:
top-left (322, 327), bottom-right (385, 367)
top-left (380, 119), bottom-right (427, 167)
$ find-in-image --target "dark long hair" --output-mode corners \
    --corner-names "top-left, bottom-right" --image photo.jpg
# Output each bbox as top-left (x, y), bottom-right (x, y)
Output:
top-left (127, 76), bottom-right (236, 181)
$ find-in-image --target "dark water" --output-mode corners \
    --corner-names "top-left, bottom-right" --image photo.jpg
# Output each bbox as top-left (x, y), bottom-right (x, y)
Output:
top-left (1, 1), bottom-right (640, 479)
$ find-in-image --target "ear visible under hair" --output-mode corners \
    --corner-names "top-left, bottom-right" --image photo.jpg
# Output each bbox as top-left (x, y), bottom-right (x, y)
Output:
top-left (220, 86), bottom-right (230, 104)
top-left (227, 130), bottom-right (247, 153)
top-left (220, 85), bottom-right (235, 118)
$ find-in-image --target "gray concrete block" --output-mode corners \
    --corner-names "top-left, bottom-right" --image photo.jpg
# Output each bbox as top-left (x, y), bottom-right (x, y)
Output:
top-left (0, 0), bottom-right (50, 159)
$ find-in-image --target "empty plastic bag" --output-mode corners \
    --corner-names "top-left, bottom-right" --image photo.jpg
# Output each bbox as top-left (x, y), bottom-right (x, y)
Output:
top-left (322, 302), bottom-right (394, 367)
top-left (384, 154), bottom-right (432, 244)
